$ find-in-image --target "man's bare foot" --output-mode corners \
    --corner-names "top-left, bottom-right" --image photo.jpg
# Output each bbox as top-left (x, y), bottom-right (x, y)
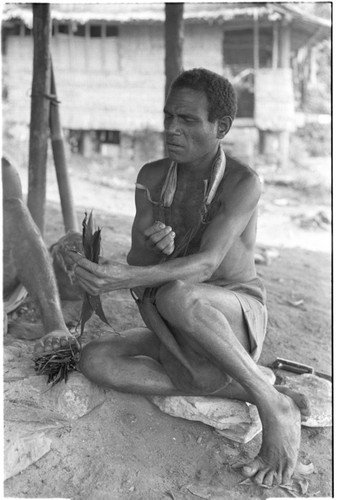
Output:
top-left (34, 330), bottom-right (79, 354)
top-left (239, 388), bottom-right (310, 487)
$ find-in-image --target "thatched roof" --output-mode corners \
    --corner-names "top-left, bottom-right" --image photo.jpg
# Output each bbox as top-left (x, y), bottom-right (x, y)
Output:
top-left (3, 2), bottom-right (330, 50)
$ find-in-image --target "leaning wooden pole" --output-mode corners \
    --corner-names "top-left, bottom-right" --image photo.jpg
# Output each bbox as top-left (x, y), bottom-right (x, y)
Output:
top-left (27, 4), bottom-right (51, 235)
top-left (49, 60), bottom-right (79, 232)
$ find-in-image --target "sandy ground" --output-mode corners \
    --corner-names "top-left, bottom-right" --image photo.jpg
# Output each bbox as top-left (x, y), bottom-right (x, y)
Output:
top-left (4, 151), bottom-right (332, 499)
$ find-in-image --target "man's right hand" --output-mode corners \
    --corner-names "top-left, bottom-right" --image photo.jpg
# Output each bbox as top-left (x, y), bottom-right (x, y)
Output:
top-left (144, 221), bottom-right (175, 256)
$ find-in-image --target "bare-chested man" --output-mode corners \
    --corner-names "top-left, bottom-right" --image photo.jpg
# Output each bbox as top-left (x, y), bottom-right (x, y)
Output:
top-left (68, 68), bottom-right (310, 487)
top-left (2, 157), bottom-right (77, 352)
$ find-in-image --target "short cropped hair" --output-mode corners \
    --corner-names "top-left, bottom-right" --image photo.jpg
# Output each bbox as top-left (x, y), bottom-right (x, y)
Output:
top-left (170, 68), bottom-right (237, 123)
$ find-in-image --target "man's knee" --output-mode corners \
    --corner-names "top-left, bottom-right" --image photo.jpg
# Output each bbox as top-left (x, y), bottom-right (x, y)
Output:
top-left (79, 337), bottom-right (129, 382)
top-left (156, 280), bottom-right (202, 323)
top-left (2, 157), bottom-right (23, 200)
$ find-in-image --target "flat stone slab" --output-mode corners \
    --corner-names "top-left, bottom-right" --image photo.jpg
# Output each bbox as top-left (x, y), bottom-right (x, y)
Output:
top-left (5, 371), bottom-right (106, 422)
top-left (4, 421), bottom-right (52, 480)
top-left (4, 371), bottom-right (107, 480)
top-left (150, 396), bottom-right (262, 444)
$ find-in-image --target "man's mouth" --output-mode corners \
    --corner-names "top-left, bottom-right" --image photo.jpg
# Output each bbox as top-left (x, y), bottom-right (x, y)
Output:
top-left (166, 142), bottom-right (183, 149)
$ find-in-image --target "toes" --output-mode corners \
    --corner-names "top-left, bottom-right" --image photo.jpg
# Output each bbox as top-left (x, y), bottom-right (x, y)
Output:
top-left (275, 466), bottom-right (283, 485)
top-left (241, 458), bottom-right (262, 478)
top-left (34, 341), bottom-right (44, 354)
top-left (281, 465), bottom-right (293, 485)
top-left (263, 470), bottom-right (275, 487)
top-left (34, 331), bottom-right (78, 355)
top-left (52, 338), bottom-right (61, 350)
top-left (44, 341), bottom-right (53, 352)
top-left (60, 337), bottom-right (69, 348)
top-left (253, 469), bottom-right (269, 486)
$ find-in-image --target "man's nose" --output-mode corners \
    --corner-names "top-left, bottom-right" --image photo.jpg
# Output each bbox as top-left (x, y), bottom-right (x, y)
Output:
top-left (165, 116), bottom-right (181, 135)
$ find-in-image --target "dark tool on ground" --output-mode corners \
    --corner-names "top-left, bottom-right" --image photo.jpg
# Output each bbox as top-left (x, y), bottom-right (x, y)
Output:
top-left (269, 357), bottom-right (331, 382)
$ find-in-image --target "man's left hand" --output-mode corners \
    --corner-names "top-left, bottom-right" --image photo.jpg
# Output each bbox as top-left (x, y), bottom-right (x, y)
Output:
top-left (67, 252), bottom-right (126, 295)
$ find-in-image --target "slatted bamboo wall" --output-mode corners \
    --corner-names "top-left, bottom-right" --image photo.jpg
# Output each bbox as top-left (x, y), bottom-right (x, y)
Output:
top-left (4, 22), bottom-right (224, 132)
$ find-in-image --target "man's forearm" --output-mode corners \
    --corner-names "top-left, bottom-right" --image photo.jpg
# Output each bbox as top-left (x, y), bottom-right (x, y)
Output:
top-left (109, 252), bottom-right (213, 290)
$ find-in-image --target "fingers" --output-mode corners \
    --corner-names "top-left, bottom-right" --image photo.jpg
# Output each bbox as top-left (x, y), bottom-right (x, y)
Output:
top-left (154, 231), bottom-right (175, 255)
top-left (69, 252), bottom-right (99, 273)
top-left (144, 221), bottom-right (175, 255)
top-left (143, 220), bottom-right (166, 237)
top-left (75, 267), bottom-right (101, 295)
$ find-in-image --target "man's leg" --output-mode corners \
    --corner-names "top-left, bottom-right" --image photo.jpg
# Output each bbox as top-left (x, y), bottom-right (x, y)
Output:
top-left (154, 280), bottom-right (310, 487)
top-left (2, 158), bottom-right (76, 352)
top-left (80, 327), bottom-right (185, 395)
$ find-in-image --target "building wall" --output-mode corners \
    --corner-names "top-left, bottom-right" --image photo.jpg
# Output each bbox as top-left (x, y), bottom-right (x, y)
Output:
top-left (4, 21), bottom-right (224, 132)
top-left (184, 22), bottom-right (223, 72)
top-left (4, 34), bottom-right (33, 125)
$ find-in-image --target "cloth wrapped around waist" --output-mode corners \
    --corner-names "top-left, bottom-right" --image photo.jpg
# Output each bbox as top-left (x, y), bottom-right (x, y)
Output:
top-left (131, 278), bottom-right (267, 395)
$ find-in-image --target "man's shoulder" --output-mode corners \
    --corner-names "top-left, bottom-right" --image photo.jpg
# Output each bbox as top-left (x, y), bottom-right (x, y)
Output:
top-left (221, 154), bottom-right (262, 201)
top-left (137, 157), bottom-right (171, 183)
top-left (226, 154), bottom-right (258, 179)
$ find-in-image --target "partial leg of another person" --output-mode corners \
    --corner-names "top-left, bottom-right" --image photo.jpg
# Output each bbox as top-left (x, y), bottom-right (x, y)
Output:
top-left (154, 280), bottom-right (310, 487)
top-left (2, 158), bottom-right (76, 353)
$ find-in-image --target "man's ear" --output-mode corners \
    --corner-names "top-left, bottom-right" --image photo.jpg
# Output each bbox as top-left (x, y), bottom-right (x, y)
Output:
top-left (217, 116), bottom-right (232, 139)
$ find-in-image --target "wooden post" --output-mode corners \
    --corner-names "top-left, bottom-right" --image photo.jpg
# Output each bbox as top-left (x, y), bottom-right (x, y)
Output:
top-left (272, 22), bottom-right (279, 69)
top-left (253, 9), bottom-right (259, 71)
top-left (279, 21), bottom-right (291, 169)
top-left (280, 22), bottom-right (291, 68)
top-left (164, 3), bottom-right (184, 100)
top-left (49, 61), bottom-right (79, 232)
top-left (27, 4), bottom-right (51, 234)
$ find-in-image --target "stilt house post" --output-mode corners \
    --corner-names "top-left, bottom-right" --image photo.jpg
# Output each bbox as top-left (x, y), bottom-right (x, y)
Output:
top-left (27, 3), bottom-right (51, 235)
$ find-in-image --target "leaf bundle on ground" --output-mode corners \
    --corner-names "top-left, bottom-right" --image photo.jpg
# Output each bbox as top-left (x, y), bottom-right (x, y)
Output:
top-left (33, 344), bottom-right (80, 387)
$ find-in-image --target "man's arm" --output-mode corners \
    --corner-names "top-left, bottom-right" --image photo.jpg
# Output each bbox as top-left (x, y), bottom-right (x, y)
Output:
top-left (69, 170), bottom-right (261, 295)
top-left (127, 161), bottom-right (176, 265)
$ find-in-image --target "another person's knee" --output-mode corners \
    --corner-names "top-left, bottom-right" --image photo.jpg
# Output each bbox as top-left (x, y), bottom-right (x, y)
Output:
top-left (2, 157), bottom-right (23, 200)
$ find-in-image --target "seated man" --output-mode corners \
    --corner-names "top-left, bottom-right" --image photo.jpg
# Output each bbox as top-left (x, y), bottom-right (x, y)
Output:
top-left (2, 156), bottom-right (77, 352)
top-left (68, 68), bottom-right (310, 487)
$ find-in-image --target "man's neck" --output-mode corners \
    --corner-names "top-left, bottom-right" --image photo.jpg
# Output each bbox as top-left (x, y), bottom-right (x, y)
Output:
top-left (177, 146), bottom-right (220, 179)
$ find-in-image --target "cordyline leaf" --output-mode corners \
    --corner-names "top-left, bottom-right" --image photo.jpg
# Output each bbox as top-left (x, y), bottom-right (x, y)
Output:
top-left (82, 211), bottom-right (94, 260)
top-left (80, 210), bottom-right (111, 334)
top-left (33, 344), bottom-right (80, 387)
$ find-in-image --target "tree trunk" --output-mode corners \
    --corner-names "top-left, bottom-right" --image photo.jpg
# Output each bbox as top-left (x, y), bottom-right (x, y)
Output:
top-left (27, 4), bottom-right (51, 235)
top-left (164, 3), bottom-right (184, 100)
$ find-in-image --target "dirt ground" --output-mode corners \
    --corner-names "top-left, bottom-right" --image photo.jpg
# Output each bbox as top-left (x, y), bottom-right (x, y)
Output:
top-left (3, 150), bottom-right (332, 499)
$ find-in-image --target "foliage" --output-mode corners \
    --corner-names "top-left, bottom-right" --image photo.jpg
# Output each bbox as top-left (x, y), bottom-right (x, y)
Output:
top-left (294, 122), bottom-right (331, 157)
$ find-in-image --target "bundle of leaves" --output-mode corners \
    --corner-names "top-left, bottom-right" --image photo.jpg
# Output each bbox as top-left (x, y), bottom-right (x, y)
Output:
top-left (34, 210), bottom-right (110, 387)
top-left (33, 343), bottom-right (81, 387)
top-left (80, 210), bottom-right (110, 334)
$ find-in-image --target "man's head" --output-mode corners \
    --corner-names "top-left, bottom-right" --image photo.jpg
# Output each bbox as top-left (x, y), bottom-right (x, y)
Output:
top-left (164, 68), bottom-right (237, 166)
top-left (170, 68), bottom-right (237, 124)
